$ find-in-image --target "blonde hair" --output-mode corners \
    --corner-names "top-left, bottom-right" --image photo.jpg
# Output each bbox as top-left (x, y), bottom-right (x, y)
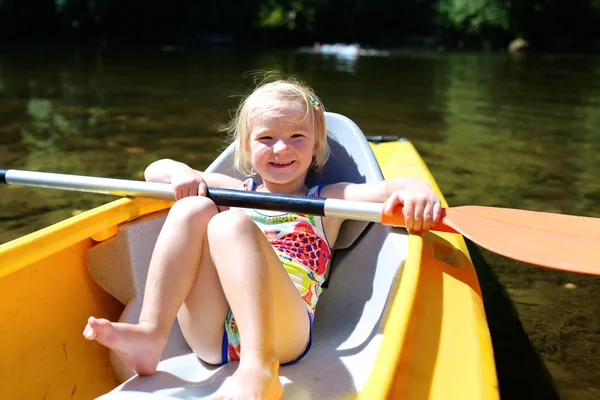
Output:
top-left (225, 76), bottom-right (329, 176)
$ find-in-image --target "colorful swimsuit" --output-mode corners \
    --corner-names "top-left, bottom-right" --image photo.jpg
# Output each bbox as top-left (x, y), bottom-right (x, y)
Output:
top-left (219, 178), bottom-right (332, 365)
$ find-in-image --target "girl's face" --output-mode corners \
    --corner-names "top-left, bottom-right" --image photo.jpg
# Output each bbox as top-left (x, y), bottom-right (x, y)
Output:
top-left (249, 104), bottom-right (316, 192)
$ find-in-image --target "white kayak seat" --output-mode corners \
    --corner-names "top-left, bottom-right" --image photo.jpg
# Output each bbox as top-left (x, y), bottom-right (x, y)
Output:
top-left (87, 112), bottom-right (408, 399)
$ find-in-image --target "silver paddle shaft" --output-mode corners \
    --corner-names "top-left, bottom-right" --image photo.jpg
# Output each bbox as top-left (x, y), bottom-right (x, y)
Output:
top-left (3, 169), bottom-right (175, 200)
top-left (2, 169), bottom-right (385, 223)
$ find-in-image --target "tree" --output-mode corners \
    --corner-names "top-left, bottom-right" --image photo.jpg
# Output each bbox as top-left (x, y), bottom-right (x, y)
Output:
top-left (435, 0), bottom-right (511, 49)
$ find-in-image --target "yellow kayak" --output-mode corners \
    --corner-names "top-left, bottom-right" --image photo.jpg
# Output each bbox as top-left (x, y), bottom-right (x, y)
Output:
top-left (0, 113), bottom-right (498, 400)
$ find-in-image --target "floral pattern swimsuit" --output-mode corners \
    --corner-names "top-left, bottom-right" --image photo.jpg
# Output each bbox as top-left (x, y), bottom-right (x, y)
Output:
top-left (219, 178), bottom-right (332, 365)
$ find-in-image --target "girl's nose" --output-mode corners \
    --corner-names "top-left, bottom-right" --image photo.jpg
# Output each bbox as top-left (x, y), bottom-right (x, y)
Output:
top-left (273, 140), bottom-right (289, 153)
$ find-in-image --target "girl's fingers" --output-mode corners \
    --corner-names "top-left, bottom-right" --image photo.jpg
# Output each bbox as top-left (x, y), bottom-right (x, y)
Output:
top-left (171, 173), bottom-right (205, 200)
top-left (412, 199), bottom-right (425, 232)
top-left (432, 201), bottom-right (442, 226)
top-left (386, 189), bottom-right (442, 232)
top-left (402, 200), bottom-right (414, 231)
top-left (188, 183), bottom-right (198, 198)
top-left (422, 201), bottom-right (434, 231)
top-left (174, 180), bottom-right (204, 199)
top-left (175, 183), bottom-right (192, 200)
top-left (383, 192), bottom-right (401, 214)
top-left (198, 180), bottom-right (207, 197)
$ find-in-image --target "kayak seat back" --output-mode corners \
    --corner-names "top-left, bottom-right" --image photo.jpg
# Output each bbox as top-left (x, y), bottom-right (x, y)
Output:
top-left (87, 112), bottom-right (387, 383)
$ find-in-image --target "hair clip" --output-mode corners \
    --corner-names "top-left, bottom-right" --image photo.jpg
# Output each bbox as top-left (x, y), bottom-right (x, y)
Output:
top-left (310, 98), bottom-right (320, 111)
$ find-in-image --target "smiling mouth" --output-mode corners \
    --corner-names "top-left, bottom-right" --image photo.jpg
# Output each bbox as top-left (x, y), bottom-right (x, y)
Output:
top-left (270, 161), bottom-right (295, 168)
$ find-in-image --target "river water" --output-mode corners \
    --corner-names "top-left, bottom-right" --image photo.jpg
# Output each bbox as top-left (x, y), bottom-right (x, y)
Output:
top-left (0, 44), bottom-right (598, 399)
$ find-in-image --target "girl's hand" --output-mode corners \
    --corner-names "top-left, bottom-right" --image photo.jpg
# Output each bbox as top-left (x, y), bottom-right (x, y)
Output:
top-left (383, 182), bottom-right (442, 232)
top-left (170, 169), bottom-right (208, 200)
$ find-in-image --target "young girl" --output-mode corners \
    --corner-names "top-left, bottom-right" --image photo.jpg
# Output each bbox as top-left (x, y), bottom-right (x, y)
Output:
top-left (83, 77), bottom-right (442, 400)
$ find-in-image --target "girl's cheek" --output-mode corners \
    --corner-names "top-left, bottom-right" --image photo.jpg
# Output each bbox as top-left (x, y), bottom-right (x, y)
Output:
top-left (298, 143), bottom-right (312, 153)
top-left (251, 146), bottom-right (271, 162)
top-left (255, 145), bottom-right (269, 155)
top-left (250, 143), bottom-right (266, 154)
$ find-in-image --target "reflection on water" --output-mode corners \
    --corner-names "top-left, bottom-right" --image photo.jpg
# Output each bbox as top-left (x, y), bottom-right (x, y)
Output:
top-left (0, 46), bottom-right (599, 399)
top-left (297, 43), bottom-right (392, 74)
top-left (22, 98), bottom-right (82, 149)
top-left (426, 55), bottom-right (600, 218)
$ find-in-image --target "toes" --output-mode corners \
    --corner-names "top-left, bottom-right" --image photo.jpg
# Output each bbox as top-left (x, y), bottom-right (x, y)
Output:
top-left (83, 316), bottom-right (111, 341)
top-left (88, 316), bottom-right (110, 328)
top-left (82, 324), bottom-right (97, 340)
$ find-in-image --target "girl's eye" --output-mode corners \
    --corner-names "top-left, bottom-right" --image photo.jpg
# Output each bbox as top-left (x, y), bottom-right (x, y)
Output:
top-left (291, 133), bottom-right (305, 138)
top-left (258, 136), bottom-right (272, 140)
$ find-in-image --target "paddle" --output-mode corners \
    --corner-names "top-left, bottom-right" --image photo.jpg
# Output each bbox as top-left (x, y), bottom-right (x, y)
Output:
top-left (2, 168), bottom-right (599, 275)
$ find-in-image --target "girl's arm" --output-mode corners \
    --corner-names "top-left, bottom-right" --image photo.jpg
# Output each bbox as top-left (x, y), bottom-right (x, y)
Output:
top-left (144, 159), bottom-right (242, 200)
top-left (321, 177), bottom-right (442, 232)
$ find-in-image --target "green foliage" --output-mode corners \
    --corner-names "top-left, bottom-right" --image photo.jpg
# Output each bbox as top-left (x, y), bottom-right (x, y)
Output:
top-left (2, 0), bottom-right (600, 50)
top-left (437, 0), bottom-right (510, 33)
top-left (55, 0), bottom-right (68, 13)
top-left (256, 0), bottom-right (317, 31)
top-left (257, 3), bottom-right (294, 29)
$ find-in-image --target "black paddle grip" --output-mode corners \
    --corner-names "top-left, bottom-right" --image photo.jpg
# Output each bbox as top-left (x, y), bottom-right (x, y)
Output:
top-left (0, 169), bottom-right (6, 184)
top-left (206, 187), bottom-right (327, 216)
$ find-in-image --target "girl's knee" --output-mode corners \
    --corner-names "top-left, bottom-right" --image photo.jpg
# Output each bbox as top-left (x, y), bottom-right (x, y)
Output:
top-left (207, 210), bottom-right (253, 239)
top-left (168, 196), bottom-right (218, 225)
top-left (194, 345), bottom-right (226, 366)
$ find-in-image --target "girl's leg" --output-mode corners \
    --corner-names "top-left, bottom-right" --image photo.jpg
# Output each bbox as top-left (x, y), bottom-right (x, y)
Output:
top-left (83, 196), bottom-right (228, 375)
top-left (205, 210), bottom-right (310, 400)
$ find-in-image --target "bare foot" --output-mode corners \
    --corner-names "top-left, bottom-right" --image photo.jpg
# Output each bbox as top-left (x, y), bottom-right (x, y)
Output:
top-left (211, 356), bottom-right (283, 400)
top-left (83, 316), bottom-right (167, 376)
